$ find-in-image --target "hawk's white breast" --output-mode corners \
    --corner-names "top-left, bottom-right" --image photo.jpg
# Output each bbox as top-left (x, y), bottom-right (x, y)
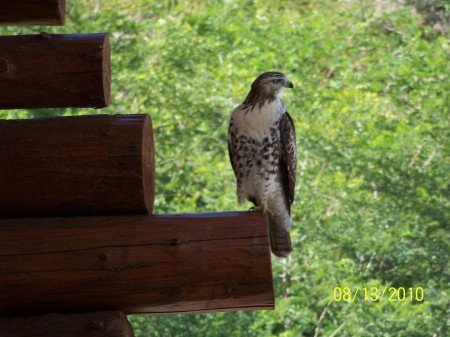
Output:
top-left (232, 99), bottom-right (284, 140)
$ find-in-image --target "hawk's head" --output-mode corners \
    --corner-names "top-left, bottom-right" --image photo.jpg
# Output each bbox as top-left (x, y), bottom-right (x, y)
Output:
top-left (244, 72), bottom-right (293, 105)
top-left (251, 71), bottom-right (293, 96)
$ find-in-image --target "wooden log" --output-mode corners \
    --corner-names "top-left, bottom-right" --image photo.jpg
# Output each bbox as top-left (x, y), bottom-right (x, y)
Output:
top-left (0, 311), bottom-right (135, 337)
top-left (0, 212), bottom-right (274, 316)
top-left (0, 33), bottom-right (110, 109)
top-left (0, 0), bottom-right (65, 26)
top-left (0, 114), bottom-right (155, 217)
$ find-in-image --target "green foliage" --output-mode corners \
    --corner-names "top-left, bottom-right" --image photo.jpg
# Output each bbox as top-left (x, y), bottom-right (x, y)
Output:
top-left (1, 0), bottom-right (448, 336)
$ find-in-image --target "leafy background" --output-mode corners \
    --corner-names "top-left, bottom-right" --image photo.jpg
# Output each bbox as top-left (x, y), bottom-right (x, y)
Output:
top-left (1, 0), bottom-right (448, 336)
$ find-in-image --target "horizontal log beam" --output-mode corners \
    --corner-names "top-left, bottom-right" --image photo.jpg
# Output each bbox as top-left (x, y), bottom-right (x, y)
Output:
top-left (0, 0), bottom-right (65, 26)
top-left (0, 114), bottom-right (155, 217)
top-left (0, 33), bottom-right (110, 109)
top-left (0, 212), bottom-right (273, 316)
top-left (0, 311), bottom-right (134, 337)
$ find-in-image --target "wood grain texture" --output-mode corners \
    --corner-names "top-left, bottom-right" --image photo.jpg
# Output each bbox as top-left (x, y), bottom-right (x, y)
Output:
top-left (0, 33), bottom-right (110, 109)
top-left (0, 114), bottom-right (155, 217)
top-left (0, 212), bottom-right (274, 316)
top-left (0, 0), bottom-right (65, 26)
top-left (0, 311), bottom-right (134, 337)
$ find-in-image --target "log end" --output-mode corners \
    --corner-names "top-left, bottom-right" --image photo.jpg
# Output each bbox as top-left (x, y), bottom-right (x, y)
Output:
top-left (142, 115), bottom-right (155, 214)
top-left (58, 0), bottom-right (66, 25)
top-left (102, 34), bottom-right (111, 107)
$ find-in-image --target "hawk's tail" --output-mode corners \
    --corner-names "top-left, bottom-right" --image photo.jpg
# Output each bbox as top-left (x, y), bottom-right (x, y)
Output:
top-left (268, 218), bottom-right (292, 258)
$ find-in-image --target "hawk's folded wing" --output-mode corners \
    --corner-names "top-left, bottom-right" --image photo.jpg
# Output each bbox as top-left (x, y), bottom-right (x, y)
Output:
top-left (279, 111), bottom-right (297, 213)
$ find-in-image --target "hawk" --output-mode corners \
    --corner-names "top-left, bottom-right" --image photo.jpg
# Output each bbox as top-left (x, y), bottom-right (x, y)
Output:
top-left (228, 71), bottom-right (297, 258)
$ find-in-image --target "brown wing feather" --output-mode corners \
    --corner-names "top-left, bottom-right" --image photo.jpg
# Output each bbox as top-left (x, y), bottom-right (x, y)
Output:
top-left (279, 111), bottom-right (297, 213)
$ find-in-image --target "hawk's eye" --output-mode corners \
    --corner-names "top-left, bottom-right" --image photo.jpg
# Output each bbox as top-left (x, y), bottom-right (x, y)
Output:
top-left (272, 79), bottom-right (281, 84)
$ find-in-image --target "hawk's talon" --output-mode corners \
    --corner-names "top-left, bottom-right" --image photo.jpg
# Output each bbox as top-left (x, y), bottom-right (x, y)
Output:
top-left (266, 208), bottom-right (275, 217)
top-left (249, 205), bottom-right (275, 217)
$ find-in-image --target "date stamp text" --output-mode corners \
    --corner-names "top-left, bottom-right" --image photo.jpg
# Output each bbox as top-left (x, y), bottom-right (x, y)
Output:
top-left (333, 286), bottom-right (425, 303)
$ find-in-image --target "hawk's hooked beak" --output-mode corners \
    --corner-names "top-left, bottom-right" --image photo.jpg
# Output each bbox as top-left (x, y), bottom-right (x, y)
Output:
top-left (285, 81), bottom-right (294, 89)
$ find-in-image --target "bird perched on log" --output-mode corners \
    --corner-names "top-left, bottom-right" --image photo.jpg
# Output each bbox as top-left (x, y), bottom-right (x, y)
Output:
top-left (228, 71), bottom-right (297, 258)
